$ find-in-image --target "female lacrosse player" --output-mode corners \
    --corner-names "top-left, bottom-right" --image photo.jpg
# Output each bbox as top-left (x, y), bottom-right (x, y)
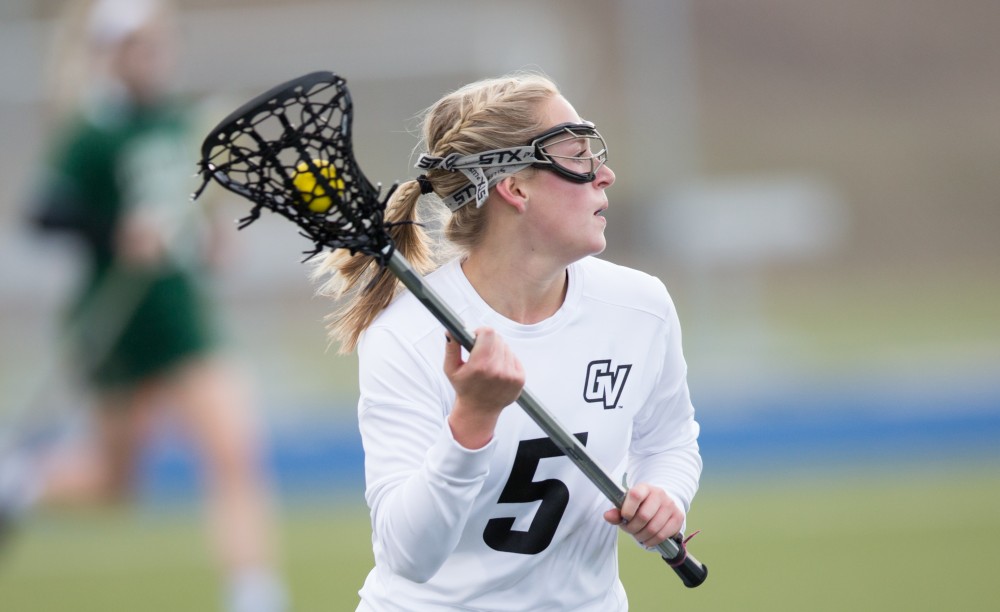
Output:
top-left (315, 72), bottom-right (702, 610)
top-left (21, 2), bottom-right (287, 611)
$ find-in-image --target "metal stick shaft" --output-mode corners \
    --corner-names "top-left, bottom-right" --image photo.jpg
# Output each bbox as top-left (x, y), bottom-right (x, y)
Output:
top-left (385, 249), bottom-right (683, 561)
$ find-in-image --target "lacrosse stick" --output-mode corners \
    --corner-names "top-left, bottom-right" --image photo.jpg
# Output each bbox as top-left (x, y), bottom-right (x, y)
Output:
top-left (194, 71), bottom-right (707, 588)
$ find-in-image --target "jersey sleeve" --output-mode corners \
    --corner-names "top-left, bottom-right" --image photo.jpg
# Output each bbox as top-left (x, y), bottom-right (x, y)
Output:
top-left (627, 285), bottom-right (702, 521)
top-left (357, 324), bottom-right (497, 583)
top-left (28, 119), bottom-right (116, 253)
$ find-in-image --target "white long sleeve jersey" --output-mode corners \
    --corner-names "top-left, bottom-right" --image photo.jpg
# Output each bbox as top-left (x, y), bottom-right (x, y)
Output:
top-left (355, 256), bottom-right (702, 611)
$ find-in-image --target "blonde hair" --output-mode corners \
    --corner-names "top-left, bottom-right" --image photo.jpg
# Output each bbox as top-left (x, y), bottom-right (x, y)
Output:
top-left (313, 71), bottom-right (560, 353)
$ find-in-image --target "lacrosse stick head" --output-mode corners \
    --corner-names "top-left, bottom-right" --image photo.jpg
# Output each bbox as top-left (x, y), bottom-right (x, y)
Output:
top-left (195, 71), bottom-right (396, 263)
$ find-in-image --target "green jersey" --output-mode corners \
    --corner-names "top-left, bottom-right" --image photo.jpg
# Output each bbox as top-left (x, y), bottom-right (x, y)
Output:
top-left (34, 97), bottom-right (216, 390)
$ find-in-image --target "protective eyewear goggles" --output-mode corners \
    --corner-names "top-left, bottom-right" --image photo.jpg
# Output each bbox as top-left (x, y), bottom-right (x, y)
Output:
top-left (529, 121), bottom-right (608, 184)
top-left (415, 121), bottom-right (608, 211)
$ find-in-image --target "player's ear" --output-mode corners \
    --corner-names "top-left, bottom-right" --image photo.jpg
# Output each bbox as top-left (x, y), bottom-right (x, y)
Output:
top-left (494, 175), bottom-right (529, 213)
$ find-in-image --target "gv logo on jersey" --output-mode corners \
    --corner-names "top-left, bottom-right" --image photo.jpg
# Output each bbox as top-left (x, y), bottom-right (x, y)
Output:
top-left (583, 359), bottom-right (632, 409)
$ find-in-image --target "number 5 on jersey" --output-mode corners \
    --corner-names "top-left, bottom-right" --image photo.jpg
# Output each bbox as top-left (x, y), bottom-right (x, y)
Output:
top-left (484, 433), bottom-right (589, 555)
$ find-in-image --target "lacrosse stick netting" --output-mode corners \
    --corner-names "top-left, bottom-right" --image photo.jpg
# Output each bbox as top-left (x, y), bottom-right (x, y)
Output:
top-left (195, 71), bottom-right (393, 263)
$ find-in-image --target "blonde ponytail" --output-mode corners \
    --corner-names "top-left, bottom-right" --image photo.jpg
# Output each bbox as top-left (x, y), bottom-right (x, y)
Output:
top-left (312, 179), bottom-right (434, 353)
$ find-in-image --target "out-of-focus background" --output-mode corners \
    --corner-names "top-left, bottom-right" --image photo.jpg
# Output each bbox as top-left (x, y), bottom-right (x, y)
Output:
top-left (1, 0), bottom-right (998, 610)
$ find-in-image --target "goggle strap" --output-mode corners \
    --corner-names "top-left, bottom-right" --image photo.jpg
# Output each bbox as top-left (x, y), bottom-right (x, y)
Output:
top-left (443, 162), bottom-right (534, 211)
top-left (416, 147), bottom-right (536, 210)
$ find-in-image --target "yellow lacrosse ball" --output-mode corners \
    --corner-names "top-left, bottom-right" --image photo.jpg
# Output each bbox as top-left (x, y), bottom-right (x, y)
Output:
top-left (292, 159), bottom-right (345, 213)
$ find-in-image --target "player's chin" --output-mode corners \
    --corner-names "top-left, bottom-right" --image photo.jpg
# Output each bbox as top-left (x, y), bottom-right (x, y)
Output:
top-left (589, 234), bottom-right (607, 256)
top-left (567, 233), bottom-right (606, 262)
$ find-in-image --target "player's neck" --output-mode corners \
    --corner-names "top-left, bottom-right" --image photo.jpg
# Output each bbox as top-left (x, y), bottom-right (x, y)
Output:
top-left (460, 254), bottom-right (568, 325)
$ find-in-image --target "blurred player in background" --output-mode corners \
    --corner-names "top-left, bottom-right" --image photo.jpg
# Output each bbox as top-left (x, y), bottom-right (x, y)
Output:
top-left (1, 2), bottom-right (288, 611)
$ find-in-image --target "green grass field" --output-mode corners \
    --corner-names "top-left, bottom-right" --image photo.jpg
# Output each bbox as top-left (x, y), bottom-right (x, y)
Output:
top-left (1, 462), bottom-right (998, 611)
